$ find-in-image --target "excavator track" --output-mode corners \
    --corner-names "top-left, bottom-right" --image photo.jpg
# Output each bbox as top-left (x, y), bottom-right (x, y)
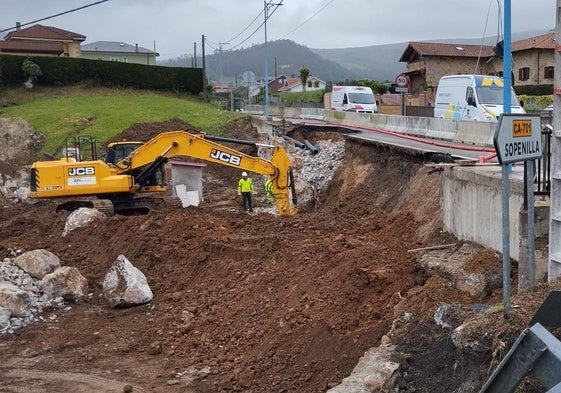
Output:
top-left (56, 198), bottom-right (115, 216)
top-left (56, 197), bottom-right (164, 216)
top-left (111, 197), bottom-right (155, 215)
top-left (91, 199), bottom-right (115, 216)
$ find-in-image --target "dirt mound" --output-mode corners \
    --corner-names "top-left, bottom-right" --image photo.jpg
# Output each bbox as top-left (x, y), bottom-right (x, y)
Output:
top-left (108, 117), bottom-right (202, 143)
top-left (0, 117), bottom-right (554, 392)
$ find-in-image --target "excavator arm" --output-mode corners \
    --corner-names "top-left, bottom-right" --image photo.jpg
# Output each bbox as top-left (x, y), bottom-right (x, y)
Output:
top-left (29, 131), bottom-right (297, 215)
top-left (113, 131), bottom-right (297, 215)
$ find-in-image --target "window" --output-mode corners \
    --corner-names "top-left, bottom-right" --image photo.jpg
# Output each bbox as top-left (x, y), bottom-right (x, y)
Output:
top-left (314, 81), bottom-right (319, 88)
top-left (466, 86), bottom-right (476, 106)
top-left (307, 81), bottom-right (313, 88)
top-left (545, 66), bottom-right (554, 79)
top-left (519, 67), bottom-right (530, 81)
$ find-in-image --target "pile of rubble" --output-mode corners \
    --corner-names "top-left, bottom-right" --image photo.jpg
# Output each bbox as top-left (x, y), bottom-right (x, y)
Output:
top-left (0, 241), bottom-right (154, 335)
top-left (275, 137), bottom-right (346, 207)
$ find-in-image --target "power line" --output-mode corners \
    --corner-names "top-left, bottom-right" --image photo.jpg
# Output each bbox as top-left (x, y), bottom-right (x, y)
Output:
top-left (0, 0), bottom-right (111, 33)
top-left (224, 8), bottom-right (264, 44)
top-left (281, 0), bottom-right (335, 40)
top-left (228, 1), bottom-right (282, 50)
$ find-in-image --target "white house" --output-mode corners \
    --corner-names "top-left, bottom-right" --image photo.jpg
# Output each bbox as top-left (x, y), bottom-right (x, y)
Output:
top-left (81, 41), bottom-right (159, 65)
top-left (277, 76), bottom-right (326, 93)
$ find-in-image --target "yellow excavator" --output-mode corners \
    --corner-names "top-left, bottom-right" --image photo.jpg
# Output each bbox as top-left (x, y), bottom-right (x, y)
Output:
top-left (29, 131), bottom-right (298, 215)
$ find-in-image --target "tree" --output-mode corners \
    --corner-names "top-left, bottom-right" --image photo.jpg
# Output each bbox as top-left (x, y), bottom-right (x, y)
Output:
top-left (21, 58), bottom-right (42, 89)
top-left (299, 67), bottom-right (310, 91)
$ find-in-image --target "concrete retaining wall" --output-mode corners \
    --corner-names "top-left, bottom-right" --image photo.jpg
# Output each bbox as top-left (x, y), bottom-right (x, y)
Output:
top-left (251, 107), bottom-right (497, 148)
top-left (441, 166), bottom-right (525, 261)
top-left (320, 110), bottom-right (496, 147)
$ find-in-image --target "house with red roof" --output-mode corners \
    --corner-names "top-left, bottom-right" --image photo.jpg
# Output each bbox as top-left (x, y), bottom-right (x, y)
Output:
top-left (399, 32), bottom-right (555, 93)
top-left (276, 76), bottom-right (326, 93)
top-left (511, 32), bottom-right (555, 86)
top-left (0, 23), bottom-right (86, 57)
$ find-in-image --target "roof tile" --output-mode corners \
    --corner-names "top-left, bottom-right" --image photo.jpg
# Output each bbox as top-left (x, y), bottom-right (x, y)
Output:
top-left (4, 24), bottom-right (85, 41)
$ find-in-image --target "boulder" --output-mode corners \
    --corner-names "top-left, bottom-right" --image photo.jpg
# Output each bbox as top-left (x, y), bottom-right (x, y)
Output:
top-left (0, 282), bottom-right (31, 317)
top-left (40, 266), bottom-right (89, 301)
top-left (0, 118), bottom-right (44, 161)
top-left (14, 249), bottom-right (61, 279)
top-left (102, 255), bottom-right (153, 308)
top-left (62, 207), bottom-right (106, 237)
top-left (0, 306), bottom-right (11, 333)
top-left (327, 345), bottom-right (400, 393)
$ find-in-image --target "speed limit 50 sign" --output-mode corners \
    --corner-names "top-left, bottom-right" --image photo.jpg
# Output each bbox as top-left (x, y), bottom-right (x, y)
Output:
top-left (395, 73), bottom-right (409, 88)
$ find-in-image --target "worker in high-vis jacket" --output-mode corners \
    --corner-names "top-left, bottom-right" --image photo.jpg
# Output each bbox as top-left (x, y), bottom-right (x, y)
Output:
top-left (237, 171), bottom-right (253, 212)
top-left (265, 178), bottom-right (275, 203)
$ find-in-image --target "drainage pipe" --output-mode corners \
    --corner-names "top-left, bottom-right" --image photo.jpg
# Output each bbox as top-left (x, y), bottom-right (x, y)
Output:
top-left (281, 135), bottom-right (306, 150)
top-left (303, 139), bottom-right (319, 155)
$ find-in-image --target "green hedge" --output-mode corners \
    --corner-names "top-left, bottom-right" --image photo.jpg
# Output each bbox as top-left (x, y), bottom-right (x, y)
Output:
top-left (514, 84), bottom-right (553, 96)
top-left (279, 90), bottom-right (325, 106)
top-left (0, 54), bottom-right (203, 93)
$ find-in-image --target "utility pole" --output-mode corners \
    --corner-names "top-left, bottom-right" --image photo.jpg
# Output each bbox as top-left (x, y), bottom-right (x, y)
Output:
top-left (219, 42), bottom-right (229, 90)
top-left (264, 1), bottom-right (282, 119)
top-left (193, 42), bottom-right (197, 67)
top-left (202, 34), bottom-right (208, 102)
top-left (549, 0), bottom-right (561, 281)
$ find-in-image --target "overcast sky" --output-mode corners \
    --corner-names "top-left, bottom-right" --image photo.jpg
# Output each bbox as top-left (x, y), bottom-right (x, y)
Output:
top-left (0, 0), bottom-right (556, 60)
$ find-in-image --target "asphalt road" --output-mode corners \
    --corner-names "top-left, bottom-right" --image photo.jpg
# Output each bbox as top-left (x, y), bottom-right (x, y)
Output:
top-left (297, 120), bottom-right (497, 162)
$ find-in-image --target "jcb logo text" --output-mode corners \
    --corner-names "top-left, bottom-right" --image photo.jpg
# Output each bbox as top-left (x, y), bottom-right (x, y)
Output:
top-left (68, 167), bottom-right (95, 176)
top-left (210, 149), bottom-right (241, 166)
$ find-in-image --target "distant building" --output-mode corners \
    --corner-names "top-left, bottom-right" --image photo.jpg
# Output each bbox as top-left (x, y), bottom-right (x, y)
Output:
top-left (277, 76), bottom-right (326, 93)
top-left (511, 32), bottom-right (555, 86)
top-left (268, 75), bottom-right (290, 94)
top-left (399, 33), bottom-right (555, 93)
top-left (81, 41), bottom-right (159, 65)
top-left (0, 23), bottom-right (85, 57)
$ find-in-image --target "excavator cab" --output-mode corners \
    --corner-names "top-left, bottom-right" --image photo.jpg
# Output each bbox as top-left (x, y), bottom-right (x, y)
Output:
top-left (105, 141), bottom-right (143, 165)
top-left (105, 141), bottom-right (166, 189)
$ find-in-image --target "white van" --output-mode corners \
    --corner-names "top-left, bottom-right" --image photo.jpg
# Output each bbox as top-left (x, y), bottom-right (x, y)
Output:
top-left (331, 86), bottom-right (377, 113)
top-left (434, 74), bottom-right (525, 122)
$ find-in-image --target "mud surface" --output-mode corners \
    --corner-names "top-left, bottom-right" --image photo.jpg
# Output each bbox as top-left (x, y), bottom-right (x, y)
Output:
top-left (0, 117), bottom-right (557, 392)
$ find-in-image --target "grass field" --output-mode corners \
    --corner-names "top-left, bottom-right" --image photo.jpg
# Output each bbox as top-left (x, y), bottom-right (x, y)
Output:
top-left (0, 86), bottom-right (245, 154)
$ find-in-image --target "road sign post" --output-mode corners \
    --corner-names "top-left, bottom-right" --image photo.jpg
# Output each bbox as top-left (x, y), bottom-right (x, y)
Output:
top-left (494, 114), bottom-right (542, 164)
top-left (493, 113), bottom-right (542, 316)
top-left (395, 74), bottom-right (409, 115)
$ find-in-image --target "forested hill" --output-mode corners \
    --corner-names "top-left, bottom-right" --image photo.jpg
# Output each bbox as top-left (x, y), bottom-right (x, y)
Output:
top-left (159, 30), bottom-right (549, 84)
top-left (160, 39), bottom-right (401, 83)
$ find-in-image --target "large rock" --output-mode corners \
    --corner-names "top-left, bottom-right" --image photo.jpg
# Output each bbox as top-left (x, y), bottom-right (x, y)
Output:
top-left (40, 266), bottom-right (89, 301)
top-left (419, 243), bottom-right (501, 298)
top-left (0, 282), bottom-right (31, 317)
top-left (0, 306), bottom-right (12, 332)
top-left (451, 319), bottom-right (493, 355)
top-left (62, 207), bottom-right (106, 237)
top-left (14, 249), bottom-right (61, 279)
top-left (0, 117), bottom-right (44, 161)
top-left (102, 255), bottom-right (153, 308)
top-left (327, 344), bottom-right (400, 393)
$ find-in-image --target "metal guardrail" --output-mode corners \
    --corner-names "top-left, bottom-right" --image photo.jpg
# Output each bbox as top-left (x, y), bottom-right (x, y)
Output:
top-left (535, 124), bottom-right (553, 197)
top-left (480, 291), bottom-right (561, 392)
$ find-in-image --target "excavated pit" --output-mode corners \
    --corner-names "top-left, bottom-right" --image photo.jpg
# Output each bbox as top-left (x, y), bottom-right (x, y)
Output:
top-left (0, 117), bottom-right (542, 392)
